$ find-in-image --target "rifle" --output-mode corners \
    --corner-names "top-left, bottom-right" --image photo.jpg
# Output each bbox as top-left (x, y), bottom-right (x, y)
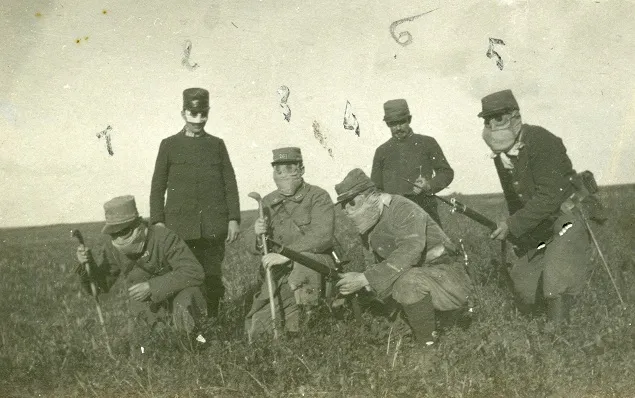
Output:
top-left (399, 177), bottom-right (529, 254)
top-left (266, 238), bottom-right (367, 322)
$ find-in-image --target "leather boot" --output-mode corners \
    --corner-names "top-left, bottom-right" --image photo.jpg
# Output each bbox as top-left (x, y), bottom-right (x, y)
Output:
top-left (402, 295), bottom-right (436, 346)
top-left (546, 295), bottom-right (572, 324)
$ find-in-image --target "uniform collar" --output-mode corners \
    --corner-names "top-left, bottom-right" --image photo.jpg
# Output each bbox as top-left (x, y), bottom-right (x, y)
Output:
top-left (180, 126), bottom-right (207, 138)
top-left (269, 182), bottom-right (309, 205)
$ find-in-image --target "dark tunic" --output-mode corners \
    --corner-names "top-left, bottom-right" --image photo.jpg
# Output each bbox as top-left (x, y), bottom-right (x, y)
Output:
top-left (150, 129), bottom-right (240, 241)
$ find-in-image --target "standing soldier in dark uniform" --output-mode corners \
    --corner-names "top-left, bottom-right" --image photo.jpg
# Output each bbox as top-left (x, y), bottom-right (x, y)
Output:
top-left (244, 147), bottom-right (336, 341)
top-left (150, 88), bottom-right (241, 319)
top-left (478, 89), bottom-right (593, 323)
top-left (371, 99), bottom-right (454, 226)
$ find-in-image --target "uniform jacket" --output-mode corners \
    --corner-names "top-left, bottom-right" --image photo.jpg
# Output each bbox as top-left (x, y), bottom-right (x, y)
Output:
top-left (493, 124), bottom-right (576, 239)
top-left (371, 133), bottom-right (454, 195)
top-left (362, 195), bottom-right (457, 295)
top-left (81, 223), bottom-right (205, 304)
top-left (150, 129), bottom-right (240, 240)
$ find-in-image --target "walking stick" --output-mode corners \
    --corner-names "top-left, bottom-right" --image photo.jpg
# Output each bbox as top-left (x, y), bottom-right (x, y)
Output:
top-left (70, 229), bottom-right (115, 358)
top-left (247, 192), bottom-right (279, 339)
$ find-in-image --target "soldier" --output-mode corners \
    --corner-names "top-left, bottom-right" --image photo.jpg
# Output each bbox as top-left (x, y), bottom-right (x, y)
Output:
top-left (244, 147), bottom-right (336, 341)
top-left (334, 169), bottom-right (472, 349)
top-left (478, 89), bottom-right (593, 323)
top-left (150, 88), bottom-right (241, 319)
top-left (371, 99), bottom-right (454, 226)
top-left (75, 195), bottom-right (207, 334)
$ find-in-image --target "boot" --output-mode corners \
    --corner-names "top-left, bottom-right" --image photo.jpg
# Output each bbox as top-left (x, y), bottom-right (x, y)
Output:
top-left (546, 295), bottom-right (572, 324)
top-left (204, 276), bottom-right (225, 318)
top-left (402, 295), bottom-right (436, 346)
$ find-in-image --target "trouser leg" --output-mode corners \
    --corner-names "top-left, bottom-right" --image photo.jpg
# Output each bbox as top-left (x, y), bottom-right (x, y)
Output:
top-left (171, 286), bottom-right (208, 333)
top-left (185, 237), bottom-right (227, 318)
top-left (546, 294), bottom-right (573, 324)
top-left (401, 295), bottom-right (436, 346)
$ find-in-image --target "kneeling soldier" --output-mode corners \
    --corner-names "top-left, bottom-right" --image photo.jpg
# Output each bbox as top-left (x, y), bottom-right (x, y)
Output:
top-left (334, 169), bottom-right (473, 348)
top-left (75, 195), bottom-right (207, 336)
top-left (244, 147), bottom-right (336, 341)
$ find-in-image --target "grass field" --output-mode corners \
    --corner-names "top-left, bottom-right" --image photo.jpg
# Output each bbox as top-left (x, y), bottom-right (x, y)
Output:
top-left (1, 185), bottom-right (634, 397)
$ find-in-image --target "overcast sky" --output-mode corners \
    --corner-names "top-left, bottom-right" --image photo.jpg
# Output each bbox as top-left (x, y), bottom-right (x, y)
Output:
top-left (1, 0), bottom-right (634, 228)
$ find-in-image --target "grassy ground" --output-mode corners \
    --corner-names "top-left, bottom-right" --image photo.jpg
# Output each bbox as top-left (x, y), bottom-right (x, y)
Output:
top-left (1, 185), bottom-right (634, 397)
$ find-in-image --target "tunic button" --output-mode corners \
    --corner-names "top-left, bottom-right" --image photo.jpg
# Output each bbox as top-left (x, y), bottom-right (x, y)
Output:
top-left (513, 181), bottom-right (519, 185)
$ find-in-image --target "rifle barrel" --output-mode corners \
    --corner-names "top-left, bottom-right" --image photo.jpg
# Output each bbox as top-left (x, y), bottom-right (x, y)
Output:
top-left (267, 239), bottom-right (339, 280)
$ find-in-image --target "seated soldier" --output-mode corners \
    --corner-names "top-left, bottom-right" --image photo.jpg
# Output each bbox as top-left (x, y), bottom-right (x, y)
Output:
top-left (244, 147), bottom-right (336, 341)
top-left (75, 195), bottom-right (207, 338)
top-left (334, 169), bottom-right (473, 354)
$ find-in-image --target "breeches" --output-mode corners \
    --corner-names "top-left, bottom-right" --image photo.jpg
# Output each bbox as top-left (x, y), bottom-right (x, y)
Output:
top-left (509, 212), bottom-right (593, 304)
top-left (128, 286), bottom-right (207, 333)
top-left (245, 253), bottom-right (334, 340)
top-left (386, 261), bottom-right (472, 311)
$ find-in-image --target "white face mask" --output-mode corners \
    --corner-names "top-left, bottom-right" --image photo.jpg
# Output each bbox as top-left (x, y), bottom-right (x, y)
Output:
top-left (111, 224), bottom-right (147, 256)
top-left (272, 164), bottom-right (304, 196)
top-left (182, 110), bottom-right (208, 135)
top-left (482, 110), bottom-right (522, 153)
top-left (345, 193), bottom-right (382, 234)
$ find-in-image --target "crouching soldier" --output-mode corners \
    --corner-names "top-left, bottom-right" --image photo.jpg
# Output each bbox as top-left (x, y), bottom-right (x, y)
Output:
top-left (334, 169), bottom-right (473, 350)
top-left (478, 89), bottom-right (594, 323)
top-left (244, 147), bottom-right (336, 341)
top-left (74, 195), bottom-right (207, 336)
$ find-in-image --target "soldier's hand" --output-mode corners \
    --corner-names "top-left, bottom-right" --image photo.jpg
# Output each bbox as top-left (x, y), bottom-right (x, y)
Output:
top-left (76, 246), bottom-right (91, 265)
top-left (226, 220), bottom-right (240, 243)
top-left (254, 217), bottom-right (268, 236)
top-left (154, 222), bottom-right (166, 228)
top-left (336, 272), bottom-right (370, 295)
top-left (413, 176), bottom-right (432, 195)
top-left (128, 282), bottom-right (151, 302)
top-left (490, 221), bottom-right (510, 241)
top-left (261, 253), bottom-right (290, 269)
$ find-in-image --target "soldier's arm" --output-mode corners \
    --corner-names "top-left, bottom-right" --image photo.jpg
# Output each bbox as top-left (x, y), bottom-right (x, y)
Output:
top-left (363, 201), bottom-right (427, 296)
top-left (425, 137), bottom-right (454, 193)
top-left (507, 133), bottom-right (573, 237)
top-left (287, 190), bottom-right (335, 254)
top-left (76, 246), bottom-right (120, 295)
top-left (150, 140), bottom-right (169, 225)
top-left (146, 231), bottom-right (205, 303)
top-left (370, 148), bottom-right (384, 190)
top-left (219, 140), bottom-right (241, 224)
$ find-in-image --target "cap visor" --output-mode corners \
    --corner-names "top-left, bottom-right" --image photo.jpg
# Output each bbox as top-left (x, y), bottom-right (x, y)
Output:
top-left (101, 218), bottom-right (137, 234)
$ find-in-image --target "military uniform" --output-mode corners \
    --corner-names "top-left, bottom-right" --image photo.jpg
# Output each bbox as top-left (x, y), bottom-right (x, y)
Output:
top-left (371, 99), bottom-right (454, 226)
top-left (150, 88), bottom-right (240, 317)
top-left (77, 197), bottom-right (206, 333)
top-left (335, 169), bottom-right (472, 345)
top-left (493, 125), bottom-right (592, 305)
top-left (479, 89), bottom-right (593, 321)
top-left (244, 148), bottom-right (335, 341)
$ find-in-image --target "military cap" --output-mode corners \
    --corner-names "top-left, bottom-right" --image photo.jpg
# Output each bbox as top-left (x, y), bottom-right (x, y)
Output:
top-left (101, 195), bottom-right (140, 234)
top-left (478, 89), bottom-right (519, 118)
top-left (182, 88), bottom-right (210, 113)
top-left (334, 168), bottom-right (376, 204)
top-left (383, 99), bottom-right (411, 122)
top-left (271, 147), bottom-right (303, 165)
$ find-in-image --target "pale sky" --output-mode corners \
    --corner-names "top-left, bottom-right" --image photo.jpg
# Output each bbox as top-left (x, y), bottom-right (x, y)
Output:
top-left (1, 0), bottom-right (634, 227)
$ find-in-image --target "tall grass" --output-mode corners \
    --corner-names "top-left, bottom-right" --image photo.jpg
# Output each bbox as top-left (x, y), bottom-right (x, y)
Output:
top-left (0, 185), bottom-right (634, 397)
